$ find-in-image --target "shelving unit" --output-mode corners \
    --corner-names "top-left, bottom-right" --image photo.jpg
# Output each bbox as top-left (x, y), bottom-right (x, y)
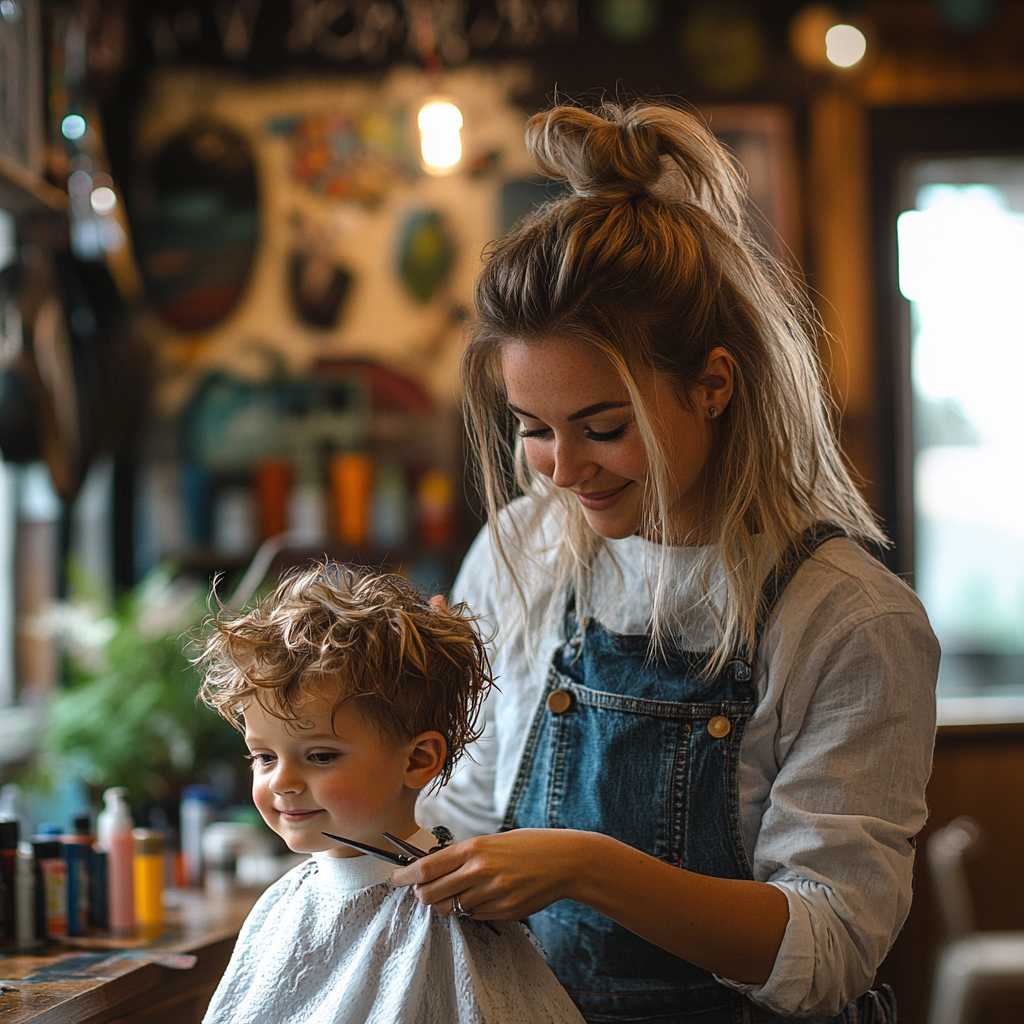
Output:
top-left (0, 155), bottom-right (68, 218)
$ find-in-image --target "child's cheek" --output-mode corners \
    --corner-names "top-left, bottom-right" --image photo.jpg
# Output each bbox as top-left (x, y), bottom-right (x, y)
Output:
top-left (251, 776), bottom-right (279, 833)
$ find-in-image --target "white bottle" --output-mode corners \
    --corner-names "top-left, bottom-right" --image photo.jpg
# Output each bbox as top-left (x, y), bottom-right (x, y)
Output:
top-left (97, 787), bottom-right (135, 937)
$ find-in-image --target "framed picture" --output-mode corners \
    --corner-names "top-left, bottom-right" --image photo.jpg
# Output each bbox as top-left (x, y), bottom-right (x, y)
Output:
top-left (700, 104), bottom-right (801, 265)
top-left (0, 0), bottom-right (43, 173)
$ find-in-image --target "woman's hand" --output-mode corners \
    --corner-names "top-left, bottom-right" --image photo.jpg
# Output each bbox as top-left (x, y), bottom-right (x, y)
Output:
top-left (390, 828), bottom-right (591, 920)
top-left (393, 828), bottom-right (789, 984)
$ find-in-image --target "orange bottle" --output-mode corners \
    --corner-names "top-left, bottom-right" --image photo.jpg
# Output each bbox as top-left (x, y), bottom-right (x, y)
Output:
top-left (330, 453), bottom-right (373, 546)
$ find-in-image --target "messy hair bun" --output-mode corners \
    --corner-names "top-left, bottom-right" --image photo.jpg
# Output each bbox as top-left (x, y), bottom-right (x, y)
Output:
top-left (526, 102), bottom-right (747, 236)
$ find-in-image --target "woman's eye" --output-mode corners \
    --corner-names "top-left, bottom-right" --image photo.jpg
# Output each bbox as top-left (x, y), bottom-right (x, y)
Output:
top-left (517, 426), bottom-right (550, 440)
top-left (585, 424), bottom-right (628, 443)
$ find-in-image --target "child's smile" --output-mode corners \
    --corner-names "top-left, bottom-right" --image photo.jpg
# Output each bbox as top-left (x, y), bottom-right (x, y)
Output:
top-left (243, 696), bottom-right (424, 858)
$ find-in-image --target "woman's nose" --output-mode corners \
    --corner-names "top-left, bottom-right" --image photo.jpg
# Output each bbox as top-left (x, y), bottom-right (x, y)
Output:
top-left (550, 437), bottom-right (595, 489)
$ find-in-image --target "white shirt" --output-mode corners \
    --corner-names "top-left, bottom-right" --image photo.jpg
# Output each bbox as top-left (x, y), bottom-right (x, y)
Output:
top-left (203, 826), bottom-right (585, 1024)
top-left (418, 505), bottom-right (939, 1018)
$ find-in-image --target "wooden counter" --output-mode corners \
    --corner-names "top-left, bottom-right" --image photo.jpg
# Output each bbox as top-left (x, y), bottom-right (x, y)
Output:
top-left (0, 888), bottom-right (261, 1024)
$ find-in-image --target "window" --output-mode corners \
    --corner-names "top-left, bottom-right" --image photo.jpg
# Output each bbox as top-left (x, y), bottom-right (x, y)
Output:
top-left (897, 159), bottom-right (1024, 696)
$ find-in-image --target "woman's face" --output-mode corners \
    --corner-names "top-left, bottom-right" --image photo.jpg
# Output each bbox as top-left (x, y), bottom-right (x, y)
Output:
top-left (502, 337), bottom-right (731, 541)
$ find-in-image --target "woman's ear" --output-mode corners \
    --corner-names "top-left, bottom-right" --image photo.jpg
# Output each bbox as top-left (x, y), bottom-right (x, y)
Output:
top-left (404, 731), bottom-right (447, 790)
top-left (701, 347), bottom-right (735, 418)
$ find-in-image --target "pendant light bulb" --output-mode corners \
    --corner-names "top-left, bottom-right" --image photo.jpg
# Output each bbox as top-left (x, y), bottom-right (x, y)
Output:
top-left (418, 99), bottom-right (463, 175)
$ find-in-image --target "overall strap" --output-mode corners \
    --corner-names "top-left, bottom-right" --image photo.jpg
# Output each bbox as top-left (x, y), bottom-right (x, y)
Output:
top-left (752, 521), bottom-right (847, 656)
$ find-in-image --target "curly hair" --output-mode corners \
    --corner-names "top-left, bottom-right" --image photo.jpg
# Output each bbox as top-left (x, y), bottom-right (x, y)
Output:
top-left (197, 562), bottom-right (494, 787)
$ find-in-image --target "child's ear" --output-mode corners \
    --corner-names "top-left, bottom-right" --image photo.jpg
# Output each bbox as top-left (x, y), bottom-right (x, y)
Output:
top-left (404, 731), bottom-right (446, 790)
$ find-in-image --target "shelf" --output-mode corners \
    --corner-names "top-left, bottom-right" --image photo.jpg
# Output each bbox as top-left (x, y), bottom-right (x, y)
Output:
top-left (169, 542), bottom-right (469, 577)
top-left (0, 155), bottom-right (69, 217)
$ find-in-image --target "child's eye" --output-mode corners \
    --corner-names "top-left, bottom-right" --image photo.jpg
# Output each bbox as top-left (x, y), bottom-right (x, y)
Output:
top-left (585, 424), bottom-right (628, 443)
top-left (245, 753), bottom-right (275, 769)
top-left (308, 752), bottom-right (340, 764)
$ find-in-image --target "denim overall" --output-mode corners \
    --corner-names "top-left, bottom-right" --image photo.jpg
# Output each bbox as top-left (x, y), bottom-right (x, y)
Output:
top-left (503, 524), bottom-right (896, 1024)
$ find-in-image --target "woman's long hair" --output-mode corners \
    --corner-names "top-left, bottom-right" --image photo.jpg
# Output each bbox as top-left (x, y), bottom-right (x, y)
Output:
top-left (462, 100), bottom-right (885, 669)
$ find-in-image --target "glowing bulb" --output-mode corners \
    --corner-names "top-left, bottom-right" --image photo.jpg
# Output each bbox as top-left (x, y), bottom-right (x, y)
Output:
top-left (825, 23), bottom-right (866, 67)
top-left (418, 100), bottom-right (463, 174)
top-left (62, 114), bottom-right (87, 140)
top-left (90, 186), bottom-right (117, 214)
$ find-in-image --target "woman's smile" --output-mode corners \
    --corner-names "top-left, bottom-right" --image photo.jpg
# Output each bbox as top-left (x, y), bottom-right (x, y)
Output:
top-left (572, 481), bottom-right (634, 511)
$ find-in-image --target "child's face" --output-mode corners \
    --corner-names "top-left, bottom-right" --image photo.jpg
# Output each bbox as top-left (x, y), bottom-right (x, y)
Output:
top-left (242, 695), bottom-right (422, 858)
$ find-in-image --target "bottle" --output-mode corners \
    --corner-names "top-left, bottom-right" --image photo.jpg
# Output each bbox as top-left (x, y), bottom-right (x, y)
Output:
top-left (97, 787), bottom-right (134, 937)
top-left (330, 452), bottom-right (373, 545)
top-left (180, 785), bottom-right (217, 887)
top-left (61, 816), bottom-right (92, 937)
top-left (415, 468), bottom-right (454, 547)
top-left (32, 839), bottom-right (68, 940)
top-left (0, 820), bottom-right (17, 948)
top-left (15, 841), bottom-right (39, 949)
top-left (133, 829), bottom-right (164, 937)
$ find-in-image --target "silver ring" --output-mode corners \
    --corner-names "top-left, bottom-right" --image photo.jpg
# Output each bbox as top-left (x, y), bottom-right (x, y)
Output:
top-left (452, 893), bottom-right (472, 919)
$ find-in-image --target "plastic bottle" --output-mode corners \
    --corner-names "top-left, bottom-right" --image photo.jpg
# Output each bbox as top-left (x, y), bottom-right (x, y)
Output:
top-left (133, 828), bottom-right (164, 937)
top-left (0, 820), bottom-right (17, 948)
top-left (15, 841), bottom-right (39, 949)
top-left (97, 787), bottom-right (134, 937)
top-left (61, 816), bottom-right (92, 937)
top-left (32, 839), bottom-right (67, 940)
top-left (180, 785), bottom-right (217, 887)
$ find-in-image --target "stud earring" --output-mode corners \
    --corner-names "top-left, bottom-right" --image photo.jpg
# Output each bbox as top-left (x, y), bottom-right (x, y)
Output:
top-left (708, 406), bottom-right (718, 419)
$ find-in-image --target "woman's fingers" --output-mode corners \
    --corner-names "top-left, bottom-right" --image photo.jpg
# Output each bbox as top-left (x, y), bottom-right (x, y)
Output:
top-left (393, 830), bottom-right (588, 920)
top-left (390, 843), bottom-right (464, 887)
top-left (428, 594), bottom-right (451, 614)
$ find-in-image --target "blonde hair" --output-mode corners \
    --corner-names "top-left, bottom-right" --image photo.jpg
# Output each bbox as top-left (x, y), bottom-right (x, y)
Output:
top-left (462, 100), bottom-right (885, 669)
top-left (197, 562), bottom-right (494, 786)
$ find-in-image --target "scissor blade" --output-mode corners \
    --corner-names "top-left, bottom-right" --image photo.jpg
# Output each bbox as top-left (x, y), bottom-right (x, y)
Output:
top-left (321, 832), bottom-right (409, 865)
top-left (381, 831), bottom-right (431, 860)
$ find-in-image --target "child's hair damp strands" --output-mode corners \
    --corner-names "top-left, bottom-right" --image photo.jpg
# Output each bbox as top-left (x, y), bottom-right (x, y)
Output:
top-left (196, 562), bottom-right (495, 787)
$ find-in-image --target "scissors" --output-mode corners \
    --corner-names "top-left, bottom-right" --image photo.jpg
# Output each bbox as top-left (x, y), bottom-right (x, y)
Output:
top-left (323, 829), bottom-right (501, 932)
top-left (321, 830), bottom-right (443, 865)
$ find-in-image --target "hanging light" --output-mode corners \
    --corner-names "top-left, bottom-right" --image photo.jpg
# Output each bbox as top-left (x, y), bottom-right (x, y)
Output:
top-left (825, 23), bottom-right (867, 67)
top-left (789, 5), bottom-right (868, 71)
top-left (417, 99), bottom-right (463, 175)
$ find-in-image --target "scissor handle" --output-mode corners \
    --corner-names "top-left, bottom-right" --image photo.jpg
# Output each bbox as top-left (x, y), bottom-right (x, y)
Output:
top-left (381, 831), bottom-right (433, 860)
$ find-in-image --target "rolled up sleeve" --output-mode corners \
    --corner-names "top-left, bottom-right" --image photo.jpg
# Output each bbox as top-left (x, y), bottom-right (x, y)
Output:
top-left (719, 608), bottom-right (939, 1017)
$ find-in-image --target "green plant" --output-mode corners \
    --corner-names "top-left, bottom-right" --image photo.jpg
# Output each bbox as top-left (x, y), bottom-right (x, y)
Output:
top-left (40, 566), bottom-right (245, 807)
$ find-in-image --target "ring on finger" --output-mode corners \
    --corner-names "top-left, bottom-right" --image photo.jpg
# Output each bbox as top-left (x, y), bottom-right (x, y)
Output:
top-left (451, 893), bottom-right (472, 920)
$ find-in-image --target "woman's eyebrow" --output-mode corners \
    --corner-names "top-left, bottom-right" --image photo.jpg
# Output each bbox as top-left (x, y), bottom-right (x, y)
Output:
top-left (507, 400), bottom-right (631, 422)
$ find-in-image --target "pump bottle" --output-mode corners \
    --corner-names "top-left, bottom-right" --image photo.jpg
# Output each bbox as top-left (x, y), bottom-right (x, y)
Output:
top-left (97, 787), bottom-right (134, 937)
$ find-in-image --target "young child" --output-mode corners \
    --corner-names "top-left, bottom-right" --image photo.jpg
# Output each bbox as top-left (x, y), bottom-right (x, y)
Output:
top-left (197, 562), bottom-right (584, 1024)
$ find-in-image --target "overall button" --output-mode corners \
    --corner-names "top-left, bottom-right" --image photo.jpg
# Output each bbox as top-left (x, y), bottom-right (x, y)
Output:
top-left (707, 716), bottom-right (731, 738)
top-left (547, 689), bottom-right (573, 714)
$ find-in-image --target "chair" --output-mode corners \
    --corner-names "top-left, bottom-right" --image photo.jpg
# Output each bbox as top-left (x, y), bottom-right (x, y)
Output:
top-left (926, 816), bottom-right (1024, 1024)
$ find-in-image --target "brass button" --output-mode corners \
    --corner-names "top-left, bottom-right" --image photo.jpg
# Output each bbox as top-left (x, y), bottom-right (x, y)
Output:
top-left (707, 716), bottom-right (731, 738)
top-left (547, 689), bottom-right (573, 714)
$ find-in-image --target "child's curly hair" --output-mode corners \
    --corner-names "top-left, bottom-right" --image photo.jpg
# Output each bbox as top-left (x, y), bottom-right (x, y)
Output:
top-left (197, 562), bottom-right (494, 787)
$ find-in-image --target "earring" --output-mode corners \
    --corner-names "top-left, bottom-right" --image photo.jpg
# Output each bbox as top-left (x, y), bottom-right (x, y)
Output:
top-left (708, 406), bottom-right (718, 419)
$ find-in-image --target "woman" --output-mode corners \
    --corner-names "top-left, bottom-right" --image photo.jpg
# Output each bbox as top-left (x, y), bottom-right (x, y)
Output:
top-left (400, 100), bottom-right (938, 1024)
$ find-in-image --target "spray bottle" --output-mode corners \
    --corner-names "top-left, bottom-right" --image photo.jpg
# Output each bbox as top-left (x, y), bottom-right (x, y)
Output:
top-left (96, 787), bottom-right (134, 937)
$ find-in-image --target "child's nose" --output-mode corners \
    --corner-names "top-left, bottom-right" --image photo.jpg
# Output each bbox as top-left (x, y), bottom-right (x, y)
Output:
top-left (270, 762), bottom-right (305, 794)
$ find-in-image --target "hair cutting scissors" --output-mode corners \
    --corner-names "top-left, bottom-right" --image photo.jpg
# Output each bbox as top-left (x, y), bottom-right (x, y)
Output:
top-left (320, 831), bottom-right (442, 865)
top-left (323, 830), bottom-right (501, 932)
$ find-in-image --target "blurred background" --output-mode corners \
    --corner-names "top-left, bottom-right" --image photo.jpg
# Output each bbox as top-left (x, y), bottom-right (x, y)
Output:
top-left (0, 2), bottom-right (1022, 1022)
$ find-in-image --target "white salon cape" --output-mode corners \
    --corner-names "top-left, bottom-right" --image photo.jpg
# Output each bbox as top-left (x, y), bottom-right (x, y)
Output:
top-left (202, 827), bottom-right (584, 1024)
